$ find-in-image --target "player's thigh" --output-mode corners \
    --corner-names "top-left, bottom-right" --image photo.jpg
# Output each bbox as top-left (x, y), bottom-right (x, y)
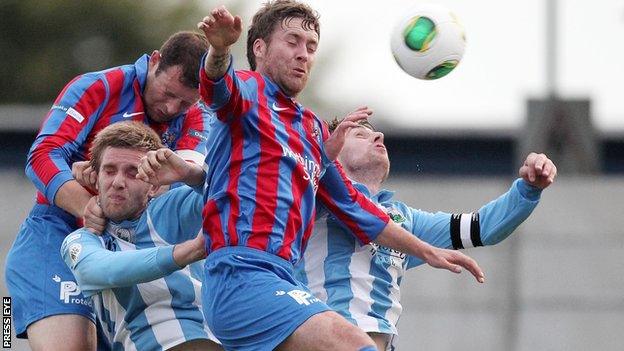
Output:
top-left (369, 332), bottom-right (391, 351)
top-left (6, 212), bottom-right (94, 337)
top-left (168, 339), bottom-right (223, 351)
top-left (27, 314), bottom-right (96, 351)
top-left (276, 310), bottom-right (375, 351)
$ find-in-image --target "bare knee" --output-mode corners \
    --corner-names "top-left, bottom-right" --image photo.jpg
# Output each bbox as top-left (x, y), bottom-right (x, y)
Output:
top-left (27, 315), bottom-right (95, 351)
top-left (278, 311), bottom-right (374, 351)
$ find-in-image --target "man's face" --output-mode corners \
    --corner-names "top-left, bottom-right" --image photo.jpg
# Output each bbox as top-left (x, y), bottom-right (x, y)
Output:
top-left (96, 147), bottom-right (154, 222)
top-left (256, 17), bottom-right (319, 97)
top-left (144, 52), bottom-right (199, 123)
top-left (338, 126), bottom-right (390, 177)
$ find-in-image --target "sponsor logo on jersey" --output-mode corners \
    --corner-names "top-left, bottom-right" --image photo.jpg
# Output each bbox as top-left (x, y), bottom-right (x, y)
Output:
top-left (54, 277), bottom-right (92, 307)
top-left (283, 289), bottom-right (320, 306)
top-left (271, 102), bottom-right (289, 112)
top-left (188, 129), bottom-right (208, 142)
top-left (122, 111), bottom-right (144, 118)
top-left (369, 242), bottom-right (407, 268)
top-left (51, 104), bottom-right (85, 123)
top-left (280, 143), bottom-right (321, 192)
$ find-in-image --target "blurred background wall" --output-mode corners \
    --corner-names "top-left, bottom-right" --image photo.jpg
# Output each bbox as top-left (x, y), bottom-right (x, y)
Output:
top-left (1, 0), bottom-right (622, 350)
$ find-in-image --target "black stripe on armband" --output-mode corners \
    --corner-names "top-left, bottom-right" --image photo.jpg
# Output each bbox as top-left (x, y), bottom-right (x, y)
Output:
top-left (470, 212), bottom-right (483, 247)
top-left (450, 214), bottom-right (463, 249)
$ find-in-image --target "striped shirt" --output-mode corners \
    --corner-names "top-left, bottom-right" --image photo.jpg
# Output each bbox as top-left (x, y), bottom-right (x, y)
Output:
top-left (61, 187), bottom-right (217, 350)
top-left (198, 58), bottom-right (389, 264)
top-left (26, 54), bottom-right (211, 207)
top-left (296, 179), bottom-right (542, 336)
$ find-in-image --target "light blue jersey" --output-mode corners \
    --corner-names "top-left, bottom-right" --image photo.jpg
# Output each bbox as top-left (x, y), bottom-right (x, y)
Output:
top-left (296, 178), bottom-right (541, 338)
top-left (61, 186), bottom-right (217, 350)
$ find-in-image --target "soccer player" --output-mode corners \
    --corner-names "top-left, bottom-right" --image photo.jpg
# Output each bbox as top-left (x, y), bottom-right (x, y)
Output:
top-left (181, 2), bottom-right (480, 350)
top-left (296, 120), bottom-right (558, 350)
top-left (60, 122), bottom-right (221, 350)
top-left (5, 32), bottom-right (211, 350)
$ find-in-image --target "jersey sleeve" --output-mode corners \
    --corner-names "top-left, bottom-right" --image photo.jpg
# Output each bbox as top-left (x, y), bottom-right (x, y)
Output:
top-left (174, 102), bottom-right (213, 165)
top-left (26, 74), bottom-right (108, 203)
top-left (146, 186), bottom-right (204, 243)
top-left (198, 54), bottom-right (252, 123)
top-left (316, 161), bottom-right (390, 245)
top-left (60, 230), bottom-right (181, 297)
top-left (406, 178), bottom-right (542, 269)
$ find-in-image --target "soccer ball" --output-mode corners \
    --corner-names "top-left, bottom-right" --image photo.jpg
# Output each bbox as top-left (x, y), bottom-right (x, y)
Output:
top-left (391, 4), bottom-right (466, 80)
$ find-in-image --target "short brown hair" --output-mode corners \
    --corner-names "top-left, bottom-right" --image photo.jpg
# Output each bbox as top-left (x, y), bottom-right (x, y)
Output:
top-left (327, 117), bottom-right (375, 134)
top-left (157, 31), bottom-right (209, 88)
top-left (89, 122), bottom-right (164, 172)
top-left (247, 0), bottom-right (320, 70)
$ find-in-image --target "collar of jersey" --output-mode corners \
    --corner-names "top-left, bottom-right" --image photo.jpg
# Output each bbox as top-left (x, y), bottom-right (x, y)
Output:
top-left (134, 54), bottom-right (150, 95)
top-left (261, 73), bottom-right (303, 110)
top-left (353, 181), bottom-right (395, 202)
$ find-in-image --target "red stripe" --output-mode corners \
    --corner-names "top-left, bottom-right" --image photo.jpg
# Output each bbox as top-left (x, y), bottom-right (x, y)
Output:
top-left (247, 79), bottom-right (281, 252)
top-left (31, 79), bottom-right (107, 188)
top-left (175, 105), bottom-right (203, 151)
top-left (203, 199), bottom-right (225, 252)
top-left (318, 162), bottom-right (390, 245)
top-left (225, 117), bottom-right (244, 246)
top-left (299, 213), bottom-right (316, 256)
top-left (85, 69), bottom-right (125, 159)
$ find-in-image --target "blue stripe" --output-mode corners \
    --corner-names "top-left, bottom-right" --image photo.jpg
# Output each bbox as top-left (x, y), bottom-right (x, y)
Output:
top-left (161, 269), bottom-right (207, 342)
top-left (368, 255), bottom-right (395, 333)
top-left (323, 216), bottom-right (358, 325)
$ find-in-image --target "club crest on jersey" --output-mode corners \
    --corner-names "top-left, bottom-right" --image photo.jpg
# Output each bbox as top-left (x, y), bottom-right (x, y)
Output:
top-left (385, 207), bottom-right (406, 223)
top-left (161, 131), bottom-right (176, 148)
top-left (113, 226), bottom-right (135, 243)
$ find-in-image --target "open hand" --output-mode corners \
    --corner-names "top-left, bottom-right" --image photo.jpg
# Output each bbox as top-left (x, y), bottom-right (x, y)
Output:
top-left (197, 6), bottom-right (243, 51)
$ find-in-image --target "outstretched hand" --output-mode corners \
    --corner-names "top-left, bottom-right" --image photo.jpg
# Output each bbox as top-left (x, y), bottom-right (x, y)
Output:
top-left (424, 247), bottom-right (485, 283)
top-left (519, 152), bottom-right (557, 189)
top-left (197, 6), bottom-right (243, 51)
top-left (324, 106), bottom-right (373, 161)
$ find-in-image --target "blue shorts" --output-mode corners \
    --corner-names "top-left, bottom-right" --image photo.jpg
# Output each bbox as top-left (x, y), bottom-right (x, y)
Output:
top-left (202, 246), bottom-right (331, 351)
top-left (5, 204), bottom-right (95, 338)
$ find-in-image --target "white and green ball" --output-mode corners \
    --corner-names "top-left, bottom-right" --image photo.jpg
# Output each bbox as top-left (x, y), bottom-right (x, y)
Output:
top-left (391, 4), bottom-right (466, 80)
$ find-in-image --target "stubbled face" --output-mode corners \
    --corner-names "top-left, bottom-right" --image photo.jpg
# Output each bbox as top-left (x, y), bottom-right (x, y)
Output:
top-left (255, 17), bottom-right (319, 97)
top-left (97, 147), bottom-right (153, 222)
top-left (338, 126), bottom-right (390, 178)
top-left (143, 54), bottom-right (199, 122)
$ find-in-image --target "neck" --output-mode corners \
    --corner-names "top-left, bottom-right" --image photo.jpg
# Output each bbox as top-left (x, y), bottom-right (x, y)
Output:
top-left (347, 167), bottom-right (385, 196)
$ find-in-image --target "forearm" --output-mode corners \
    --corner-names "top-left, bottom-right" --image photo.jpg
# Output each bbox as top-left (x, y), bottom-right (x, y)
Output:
top-left (374, 221), bottom-right (434, 261)
top-left (181, 162), bottom-right (205, 187)
top-left (54, 180), bottom-right (93, 217)
top-left (204, 46), bottom-right (231, 80)
top-left (172, 236), bottom-right (206, 266)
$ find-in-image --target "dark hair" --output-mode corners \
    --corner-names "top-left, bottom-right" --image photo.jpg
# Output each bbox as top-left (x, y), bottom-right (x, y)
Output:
top-left (246, 0), bottom-right (320, 70)
top-left (327, 117), bottom-right (375, 134)
top-left (156, 31), bottom-right (209, 88)
top-left (90, 122), bottom-right (164, 172)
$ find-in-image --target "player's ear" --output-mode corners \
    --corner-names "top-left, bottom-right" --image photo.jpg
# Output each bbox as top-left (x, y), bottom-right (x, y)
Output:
top-left (148, 184), bottom-right (163, 198)
top-left (253, 38), bottom-right (267, 61)
top-left (149, 50), bottom-right (161, 71)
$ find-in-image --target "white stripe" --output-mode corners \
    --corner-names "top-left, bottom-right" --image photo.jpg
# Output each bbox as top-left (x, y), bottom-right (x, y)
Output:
top-left (460, 213), bottom-right (474, 248)
top-left (136, 278), bottom-right (185, 350)
top-left (175, 150), bottom-right (205, 165)
top-left (347, 244), bottom-right (379, 331)
top-left (146, 213), bottom-right (171, 246)
top-left (67, 107), bottom-right (85, 123)
top-left (303, 215), bottom-right (329, 303)
top-left (384, 266), bottom-right (403, 333)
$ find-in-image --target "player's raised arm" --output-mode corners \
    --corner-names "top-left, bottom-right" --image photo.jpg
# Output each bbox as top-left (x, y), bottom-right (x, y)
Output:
top-left (197, 6), bottom-right (242, 80)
